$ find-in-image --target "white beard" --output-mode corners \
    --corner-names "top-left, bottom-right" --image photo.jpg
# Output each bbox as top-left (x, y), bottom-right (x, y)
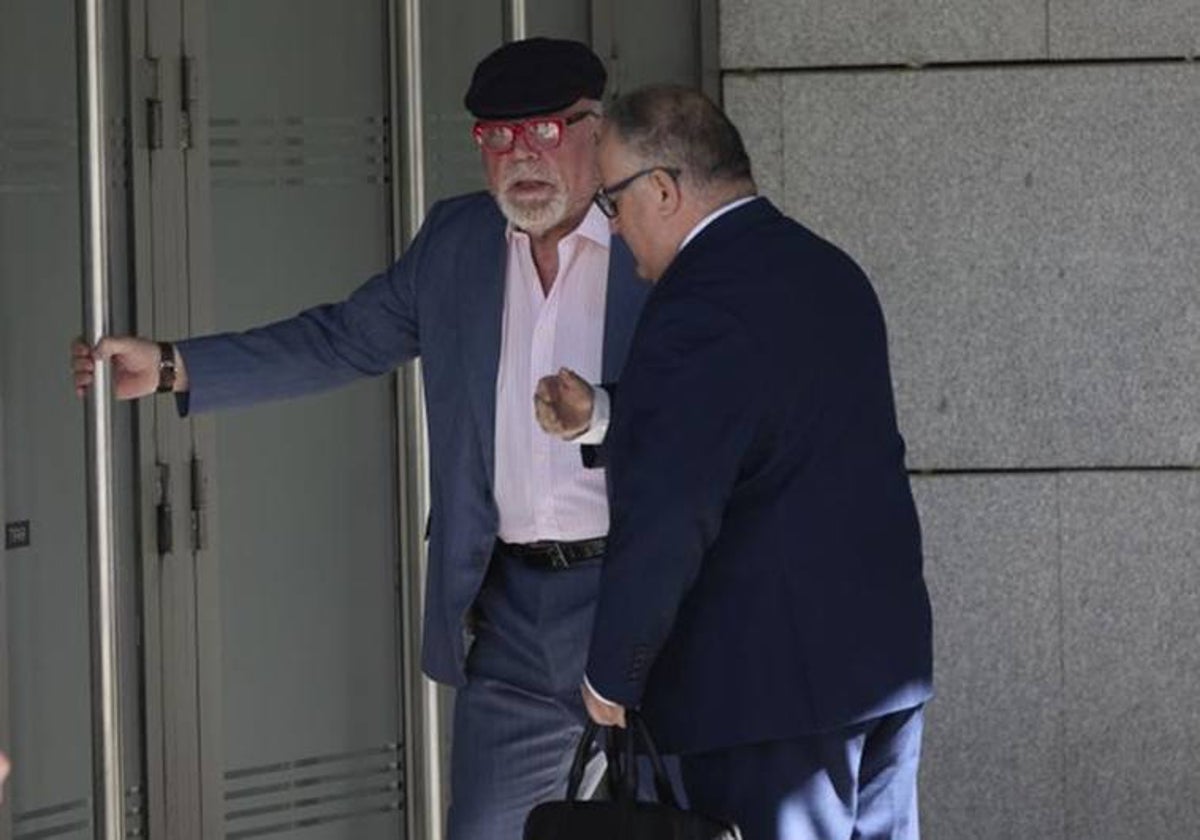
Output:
top-left (495, 165), bottom-right (570, 235)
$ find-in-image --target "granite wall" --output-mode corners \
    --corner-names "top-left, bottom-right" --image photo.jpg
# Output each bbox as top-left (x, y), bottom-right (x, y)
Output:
top-left (721, 3), bottom-right (1200, 837)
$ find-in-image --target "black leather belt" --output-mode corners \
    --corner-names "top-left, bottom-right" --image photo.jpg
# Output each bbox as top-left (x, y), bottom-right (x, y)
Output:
top-left (494, 537), bottom-right (607, 570)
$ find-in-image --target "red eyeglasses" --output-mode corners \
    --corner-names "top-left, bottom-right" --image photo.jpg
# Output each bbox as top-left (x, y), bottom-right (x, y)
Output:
top-left (472, 110), bottom-right (598, 155)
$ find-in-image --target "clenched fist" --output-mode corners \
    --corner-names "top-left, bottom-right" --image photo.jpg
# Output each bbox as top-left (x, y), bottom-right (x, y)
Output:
top-left (534, 367), bottom-right (595, 440)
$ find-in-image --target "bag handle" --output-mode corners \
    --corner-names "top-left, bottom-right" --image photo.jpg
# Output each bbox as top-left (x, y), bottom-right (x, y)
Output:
top-left (564, 713), bottom-right (679, 807)
top-left (624, 710), bottom-right (680, 807)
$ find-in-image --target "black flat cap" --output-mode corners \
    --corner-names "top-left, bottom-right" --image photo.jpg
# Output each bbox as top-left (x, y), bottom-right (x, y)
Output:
top-left (464, 37), bottom-right (606, 119)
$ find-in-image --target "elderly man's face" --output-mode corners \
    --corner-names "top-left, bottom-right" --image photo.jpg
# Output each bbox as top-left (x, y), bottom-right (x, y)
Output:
top-left (481, 99), bottom-right (601, 236)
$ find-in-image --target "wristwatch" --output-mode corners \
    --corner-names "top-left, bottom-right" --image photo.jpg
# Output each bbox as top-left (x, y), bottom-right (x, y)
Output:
top-left (156, 341), bottom-right (176, 393)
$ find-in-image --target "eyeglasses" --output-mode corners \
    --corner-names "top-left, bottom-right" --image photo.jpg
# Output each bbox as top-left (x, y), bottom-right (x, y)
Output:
top-left (472, 110), bottom-right (598, 155)
top-left (593, 166), bottom-right (681, 218)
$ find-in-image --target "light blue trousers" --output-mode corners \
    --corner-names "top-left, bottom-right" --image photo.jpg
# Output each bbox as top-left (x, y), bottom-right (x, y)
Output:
top-left (682, 705), bottom-right (926, 840)
top-left (444, 553), bottom-right (604, 840)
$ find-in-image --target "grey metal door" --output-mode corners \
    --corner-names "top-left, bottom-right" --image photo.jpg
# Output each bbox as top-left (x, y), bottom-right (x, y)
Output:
top-left (130, 0), bottom-right (406, 837)
top-left (188, 2), bottom-right (404, 838)
top-left (0, 1), bottom-right (145, 839)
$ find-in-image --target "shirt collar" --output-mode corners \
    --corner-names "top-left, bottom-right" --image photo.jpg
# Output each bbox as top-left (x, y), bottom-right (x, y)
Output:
top-left (679, 195), bottom-right (760, 252)
top-left (506, 202), bottom-right (611, 250)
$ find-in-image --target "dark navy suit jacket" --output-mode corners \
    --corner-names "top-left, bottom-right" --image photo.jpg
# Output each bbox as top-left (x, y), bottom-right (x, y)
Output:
top-left (586, 198), bottom-right (932, 754)
top-left (175, 192), bottom-right (649, 685)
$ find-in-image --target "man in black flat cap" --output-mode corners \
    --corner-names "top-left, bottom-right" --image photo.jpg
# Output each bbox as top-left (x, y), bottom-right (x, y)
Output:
top-left (73, 38), bottom-right (648, 840)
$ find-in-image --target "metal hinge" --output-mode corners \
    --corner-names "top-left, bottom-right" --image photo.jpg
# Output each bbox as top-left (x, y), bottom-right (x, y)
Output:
top-left (190, 454), bottom-right (207, 551)
top-left (139, 57), bottom-right (163, 150)
top-left (155, 462), bottom-right (173, 554)
top-left (180, 55), bottom-right (196, 150)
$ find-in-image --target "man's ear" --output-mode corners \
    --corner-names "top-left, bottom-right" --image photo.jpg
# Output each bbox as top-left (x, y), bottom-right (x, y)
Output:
top-left (652, 169), bottom-right (682, 217)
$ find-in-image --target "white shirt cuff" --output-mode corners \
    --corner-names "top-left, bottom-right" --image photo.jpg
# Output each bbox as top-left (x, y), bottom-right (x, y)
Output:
top-left (572, 385), bottom-right (610, 445)
top-left (584, 675), bottom-right (622, 708)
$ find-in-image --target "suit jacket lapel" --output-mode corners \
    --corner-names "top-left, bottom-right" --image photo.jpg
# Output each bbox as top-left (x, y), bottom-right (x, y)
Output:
top-left (602, 237), bottom-right (647, 382)
top-left (460, 204), bottom-right (507, 488)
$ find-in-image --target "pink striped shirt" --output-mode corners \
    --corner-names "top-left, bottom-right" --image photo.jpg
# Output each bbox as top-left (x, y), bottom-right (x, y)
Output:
top-left (494, 205), bottom-right (611, 542)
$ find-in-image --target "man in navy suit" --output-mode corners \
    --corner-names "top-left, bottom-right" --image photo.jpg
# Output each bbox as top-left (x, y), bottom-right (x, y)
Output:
top-left (72, 39), bottom-right (650, 840)
top-left (539, 85), bottom-right (933, 839)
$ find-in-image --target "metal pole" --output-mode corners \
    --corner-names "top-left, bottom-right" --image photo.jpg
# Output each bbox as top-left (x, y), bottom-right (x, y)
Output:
top-left (590, 0), bottom-right (618, 98)
top-left (389, 0), bottom-right (445, 837)
top-left (508, 0), bottom-right (527, 40)
top-left (77, 0), bottom-right (125, 838)
top-left (0, 397), bottom-right (11, 840)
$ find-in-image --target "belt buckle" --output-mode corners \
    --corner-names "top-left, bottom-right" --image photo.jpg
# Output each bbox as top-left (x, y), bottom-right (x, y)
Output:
top-left (549, 542), bottom-right (571, 570)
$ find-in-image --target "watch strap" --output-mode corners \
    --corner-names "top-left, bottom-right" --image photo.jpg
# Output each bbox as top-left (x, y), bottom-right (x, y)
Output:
top-left (156, 341), bottom-right (176, 393)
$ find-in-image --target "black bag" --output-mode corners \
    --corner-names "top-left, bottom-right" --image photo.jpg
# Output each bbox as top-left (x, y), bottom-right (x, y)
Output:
top-left (524, 711), bottom-right (741, 840)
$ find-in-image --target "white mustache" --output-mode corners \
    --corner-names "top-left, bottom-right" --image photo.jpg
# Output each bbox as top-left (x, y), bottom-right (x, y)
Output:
top-left (501, 165), bottom-right (561, 191)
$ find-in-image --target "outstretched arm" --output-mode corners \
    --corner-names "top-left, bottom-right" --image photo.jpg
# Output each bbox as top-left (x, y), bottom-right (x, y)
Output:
top-left (70, 217), bottom-right (426, 414)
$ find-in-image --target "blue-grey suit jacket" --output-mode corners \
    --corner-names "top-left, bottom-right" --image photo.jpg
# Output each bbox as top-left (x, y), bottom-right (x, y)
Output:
top-left (177, 192), bottom-right (649, 685)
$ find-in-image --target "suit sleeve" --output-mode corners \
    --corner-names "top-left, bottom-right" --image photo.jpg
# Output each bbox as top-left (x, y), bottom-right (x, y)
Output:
top-left (586, 297), bottom-right (762, 707)
top-left (175, 209), bottom-right (431, 415)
